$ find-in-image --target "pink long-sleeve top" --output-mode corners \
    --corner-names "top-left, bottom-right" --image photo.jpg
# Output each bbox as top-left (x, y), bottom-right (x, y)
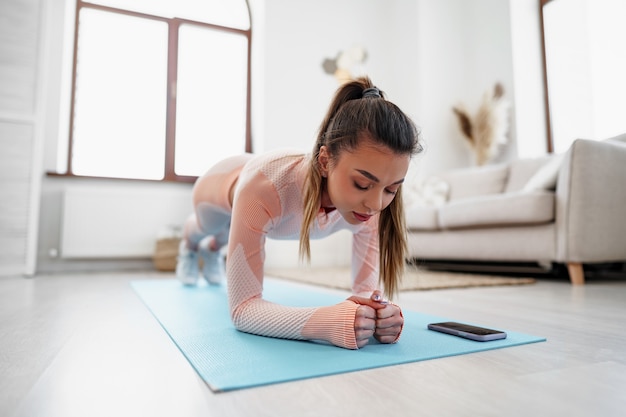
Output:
top-left (197, 149), bottom-right (381, 349)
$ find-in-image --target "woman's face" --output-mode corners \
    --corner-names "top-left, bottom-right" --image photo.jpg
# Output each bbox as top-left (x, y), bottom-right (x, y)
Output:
top-left (319, 139), bottom-right (410, 225)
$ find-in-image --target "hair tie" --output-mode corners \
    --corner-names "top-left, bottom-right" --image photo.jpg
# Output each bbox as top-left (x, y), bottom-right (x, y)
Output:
top-left (362, 87), bottom-right (381, 99)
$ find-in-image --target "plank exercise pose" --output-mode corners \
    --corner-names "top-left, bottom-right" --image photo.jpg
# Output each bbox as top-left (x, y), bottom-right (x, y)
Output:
top-left (176, 76), bottom-right (423, 349)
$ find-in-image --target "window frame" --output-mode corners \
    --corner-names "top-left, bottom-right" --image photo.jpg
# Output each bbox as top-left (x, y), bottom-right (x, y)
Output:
top-left (539, 0), bottom-right (555, 153)
top-left (539, 0), bottom-right (626, 153)
top-left (59, 0), bottom-right (252, 183)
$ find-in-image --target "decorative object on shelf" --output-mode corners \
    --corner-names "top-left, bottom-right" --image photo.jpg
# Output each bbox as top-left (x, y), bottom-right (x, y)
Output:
top-left (322, 45), bottom-right (368, 84)
top-left (452, 83), bottom-right (510, 165)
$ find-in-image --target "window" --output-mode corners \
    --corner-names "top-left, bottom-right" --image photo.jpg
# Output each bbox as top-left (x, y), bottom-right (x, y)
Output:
top-left (541, 0), bottom-right (626, 153)
top-left (66, 0), bottom-right (251, 182)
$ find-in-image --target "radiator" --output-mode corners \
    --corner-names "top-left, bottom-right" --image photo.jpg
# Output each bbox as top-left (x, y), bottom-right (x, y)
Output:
top-left (61, 186), bottom-right (192, 258)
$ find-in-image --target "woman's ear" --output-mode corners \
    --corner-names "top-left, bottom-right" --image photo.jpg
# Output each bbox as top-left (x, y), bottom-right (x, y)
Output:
top-left (318, 146), bottom-right (330, 177)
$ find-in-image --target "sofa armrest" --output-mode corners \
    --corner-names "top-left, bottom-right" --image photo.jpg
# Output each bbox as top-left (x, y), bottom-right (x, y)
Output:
top-left (555, 139), bottom-right (626, 263)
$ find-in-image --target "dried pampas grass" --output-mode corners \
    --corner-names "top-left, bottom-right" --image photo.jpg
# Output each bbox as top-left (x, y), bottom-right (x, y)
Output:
top-left (453, 83), bottom-right (510, 165)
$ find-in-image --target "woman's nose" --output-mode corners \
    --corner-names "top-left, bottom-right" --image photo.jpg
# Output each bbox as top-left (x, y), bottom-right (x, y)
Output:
top-left (364, 191), bottom-right (383, 213)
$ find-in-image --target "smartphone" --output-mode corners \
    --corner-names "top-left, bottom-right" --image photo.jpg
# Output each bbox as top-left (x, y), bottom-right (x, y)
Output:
top-left (427, 321), bottom-right (507, 342)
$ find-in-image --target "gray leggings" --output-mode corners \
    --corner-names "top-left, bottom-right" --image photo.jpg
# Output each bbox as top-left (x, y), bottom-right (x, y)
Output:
top-left (181, 154), bottom-right (253, 251)
top-left (182, 203), bottom-right (231, 251)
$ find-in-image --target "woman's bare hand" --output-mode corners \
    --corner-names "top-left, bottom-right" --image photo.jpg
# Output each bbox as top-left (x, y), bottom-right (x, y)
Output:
top-left (348, 294), bottom-right (387, 348)
top-left (354, 305), bottom-right (376, 348)
top-left (374, 302), bottom-right (403, 344)
top-left (348, 291), bottom-right (404, 346)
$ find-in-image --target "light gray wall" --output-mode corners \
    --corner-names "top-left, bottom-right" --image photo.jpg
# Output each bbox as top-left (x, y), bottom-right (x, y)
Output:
top-left (255, 0), bottom-right (538, 180)
top-left (0, 0), bottom-right (45, 276)
top-left (254, 0), bottom-right (421, 154)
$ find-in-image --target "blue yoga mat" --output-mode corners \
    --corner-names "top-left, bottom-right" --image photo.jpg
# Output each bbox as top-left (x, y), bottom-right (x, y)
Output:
top-left (131, 279), bottom-right (545, 392)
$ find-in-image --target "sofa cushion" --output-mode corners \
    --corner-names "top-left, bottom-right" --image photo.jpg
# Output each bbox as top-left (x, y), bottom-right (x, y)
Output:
top-left (440, 163), bottom-right (509, 201)
top-left (522, 154), bottom-right (564, 192)
top-left (405, 205), bottom-right (439, 230)
top-left (605, 132), bottom-right (626, 144)
top-left (438, 191), bottom-right (555, 229)
top-left (403, 176), bottom-right (450, 208)
top-left (504, 156), bottom-right (551, 192)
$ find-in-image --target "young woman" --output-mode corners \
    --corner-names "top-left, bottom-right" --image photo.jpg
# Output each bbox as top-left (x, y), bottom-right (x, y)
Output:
top-left (176, 76), bottom-right (423, 349)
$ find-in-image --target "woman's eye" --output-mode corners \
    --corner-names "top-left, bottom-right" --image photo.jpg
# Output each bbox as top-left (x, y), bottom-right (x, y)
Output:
top-left (385, 188), bottom-right (398, 195)
top-left (354, 182), bottom-right (368, 191)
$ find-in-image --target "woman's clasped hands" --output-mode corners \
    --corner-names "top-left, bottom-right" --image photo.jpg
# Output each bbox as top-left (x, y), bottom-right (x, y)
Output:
top-left (348, 290), bottom-right (404, 349)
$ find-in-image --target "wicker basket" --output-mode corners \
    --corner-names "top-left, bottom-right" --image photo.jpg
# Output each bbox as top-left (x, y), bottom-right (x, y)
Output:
top-left (152, 237), bottom-right (181, 271)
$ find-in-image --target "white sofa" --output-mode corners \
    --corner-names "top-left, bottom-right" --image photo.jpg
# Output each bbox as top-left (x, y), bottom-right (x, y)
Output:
top-left (405, 134), bottom-right (626, 285)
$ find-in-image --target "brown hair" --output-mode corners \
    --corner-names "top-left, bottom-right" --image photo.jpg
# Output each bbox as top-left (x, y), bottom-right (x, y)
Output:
top-left (299, 76), bottom-right (422, 298)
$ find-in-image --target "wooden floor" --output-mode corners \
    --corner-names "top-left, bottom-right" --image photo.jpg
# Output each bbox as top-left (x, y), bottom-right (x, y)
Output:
top-left (1, 270), bottom-right (625, 417)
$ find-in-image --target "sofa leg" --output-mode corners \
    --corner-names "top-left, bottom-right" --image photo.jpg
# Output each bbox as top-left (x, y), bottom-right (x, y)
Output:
top-left (566, 262), bottom-right (585, 285)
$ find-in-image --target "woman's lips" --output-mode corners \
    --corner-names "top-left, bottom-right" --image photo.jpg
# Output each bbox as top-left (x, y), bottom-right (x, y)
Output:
top-left (353, 212), bottom-right (372, 222)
